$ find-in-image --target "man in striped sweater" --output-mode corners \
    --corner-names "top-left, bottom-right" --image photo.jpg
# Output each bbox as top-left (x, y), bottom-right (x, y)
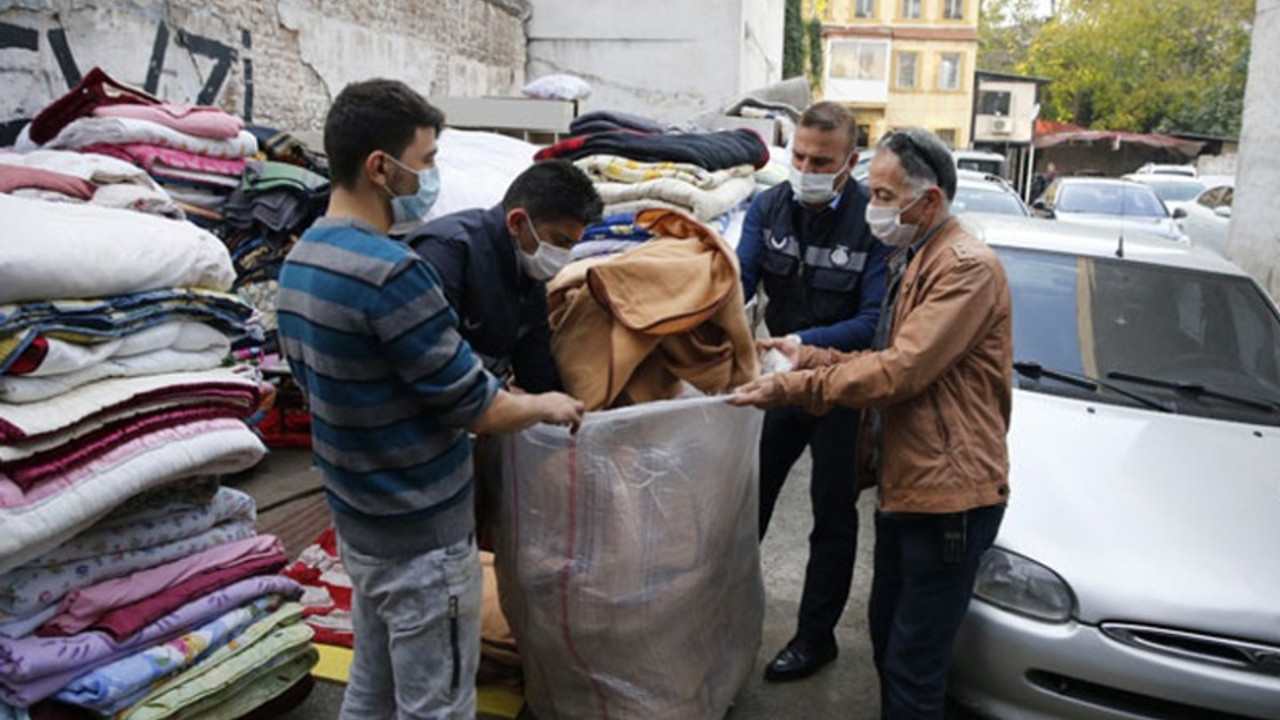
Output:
top-left (277, 79), bottom-right (583, 720)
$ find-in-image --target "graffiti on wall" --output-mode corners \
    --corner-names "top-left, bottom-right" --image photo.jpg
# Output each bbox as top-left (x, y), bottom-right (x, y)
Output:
top-left (0, 6), bottom-right (252, 145)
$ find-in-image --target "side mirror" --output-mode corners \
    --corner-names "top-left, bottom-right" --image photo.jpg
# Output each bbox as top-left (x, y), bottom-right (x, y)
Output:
top-left (1214, 206), bottom-right (1232, 219)
top-left (1172, 207), bottom-right (1188, 220)
top-left (1031, 199), bottom-right (1054, 218)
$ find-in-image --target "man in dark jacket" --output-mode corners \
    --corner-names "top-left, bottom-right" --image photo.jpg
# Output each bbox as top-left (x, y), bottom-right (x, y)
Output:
top-left (737, 101), bottom-right (890, 682)
top-left (407, 160), bottom-right (603, 392)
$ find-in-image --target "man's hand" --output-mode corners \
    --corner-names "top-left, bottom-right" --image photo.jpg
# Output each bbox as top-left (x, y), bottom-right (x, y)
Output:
top-left (534, 391), bottom-right (585, 433)
top-left (757, 335), bottom-right (802, 367)
top-left (727, 374), bottom-right (787, 409)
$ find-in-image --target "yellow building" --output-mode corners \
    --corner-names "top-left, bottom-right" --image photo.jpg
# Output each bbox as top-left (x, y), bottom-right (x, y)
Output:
top-left (810, 0), bottom-right (978, 149)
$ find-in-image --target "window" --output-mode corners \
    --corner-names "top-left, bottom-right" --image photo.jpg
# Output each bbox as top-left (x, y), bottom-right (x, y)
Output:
top-left (901, 0), bottom-right (921, 19)
top-left (856, 124), bottom-right (871, 149)
top-left (856, 0), bottom-right (875, 18)
top-left (829, 39), bottom-right (888, 81)
top-left (978, 90), bottom-right (1011, 116)
top-left (943, 0), bottom-right (964, 20)
top-left (936, 128), bottom-right (957, 148)
top-left (938, 53), bottom-right (962, 90)
top-left (896, 52), bottom-right (918, 89)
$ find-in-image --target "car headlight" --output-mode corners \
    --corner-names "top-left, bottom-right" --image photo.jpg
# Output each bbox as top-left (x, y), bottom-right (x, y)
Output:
top-left (973, 548), bottom-right (1076, 622)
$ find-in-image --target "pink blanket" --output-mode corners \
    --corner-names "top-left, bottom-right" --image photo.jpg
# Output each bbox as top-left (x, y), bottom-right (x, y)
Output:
top-left (79, 143), bottom-right (246, 178)
top-left (93, 103), bottom-right (244, 140)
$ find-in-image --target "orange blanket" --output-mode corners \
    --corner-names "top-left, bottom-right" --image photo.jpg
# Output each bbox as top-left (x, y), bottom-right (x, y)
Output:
top-left (548, 209), bottom-right (758, 410)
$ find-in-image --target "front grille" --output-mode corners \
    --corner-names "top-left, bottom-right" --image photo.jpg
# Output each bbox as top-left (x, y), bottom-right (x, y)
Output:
top-left (1102, 622), bottom-right (1280, 677)
top-left (1025, 670), bottom-right (1265, 720)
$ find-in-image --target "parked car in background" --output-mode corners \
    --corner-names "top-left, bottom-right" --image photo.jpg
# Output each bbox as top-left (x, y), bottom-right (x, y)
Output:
top-left (1032, 177), bottom-right (1188, 243)
top-left (1174, 179), bottom-right (1236, 257)
top-left (1132, 162), bottom-right (1197, 177)
top-left (1121, 173), bottom-right (1206, 215)
top-left (954, 149), bottom-right (1008, 179)
top-left (949, 214), bottom-right (1280, 720)
top-left (953, 169), bottom-right (1030, 216)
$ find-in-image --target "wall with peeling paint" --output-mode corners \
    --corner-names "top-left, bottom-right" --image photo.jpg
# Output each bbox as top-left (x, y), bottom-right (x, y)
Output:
top-left (0, 0), bottom-right (530, 144)
top-left (525, 0), bottom-right (784, 123)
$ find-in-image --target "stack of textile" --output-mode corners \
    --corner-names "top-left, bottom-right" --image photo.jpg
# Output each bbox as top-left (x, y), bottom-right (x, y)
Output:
top-left (536, 121), bottom-right (775, 250)
top-left (15, 67), bottom-right (258, 229)
top-left (0, 193), bottom-right (316, 719)
top-left (0, 149), bottom-right (182, 219)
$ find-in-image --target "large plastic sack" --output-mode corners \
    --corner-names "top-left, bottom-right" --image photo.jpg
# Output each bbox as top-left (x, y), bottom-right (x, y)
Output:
top-left (492, 396), bottom-right (764, 720)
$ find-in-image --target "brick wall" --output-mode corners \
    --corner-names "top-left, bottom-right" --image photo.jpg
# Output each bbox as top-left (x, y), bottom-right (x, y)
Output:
top-left (0, 0), bottom-right (531, 144)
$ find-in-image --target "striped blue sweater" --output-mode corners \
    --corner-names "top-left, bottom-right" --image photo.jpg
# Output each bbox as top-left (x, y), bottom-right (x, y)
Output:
top-left (277, 218), bottom-right (498, 555)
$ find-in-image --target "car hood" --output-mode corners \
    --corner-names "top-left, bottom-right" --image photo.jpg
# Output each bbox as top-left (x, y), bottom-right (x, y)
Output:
top-left (1053, 213), bottom-right (1181, 239)
top-left (1001, 389), bottom-right (1280, 642)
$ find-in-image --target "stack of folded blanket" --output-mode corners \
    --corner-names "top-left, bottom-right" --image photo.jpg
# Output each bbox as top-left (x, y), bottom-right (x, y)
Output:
top-left (15, 68), bottom-right (258, 228)
top-left (0, 192), bottom-right (316, 719)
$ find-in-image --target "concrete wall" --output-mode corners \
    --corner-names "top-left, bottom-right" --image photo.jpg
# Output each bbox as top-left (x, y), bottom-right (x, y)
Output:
top-left (0, 0), bottom-right (530, 144)
top-left (525, 0), bottom-right (784, 123)
top-left (1228, 0), bottom-right (1280, 296)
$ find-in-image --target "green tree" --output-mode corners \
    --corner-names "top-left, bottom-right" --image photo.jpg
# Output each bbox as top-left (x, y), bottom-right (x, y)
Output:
top-left (806, 18), bottom-right (824, 92)
top-left (784, 0), bottom-right (806, 79)
top-left (978, 0), bottom-right (1046, 74)
top-left (1011, 0), bottom-right (1254, 135)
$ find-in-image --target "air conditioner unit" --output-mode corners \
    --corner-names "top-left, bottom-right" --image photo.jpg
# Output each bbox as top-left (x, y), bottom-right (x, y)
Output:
top-left (990, 118), bottom-right (1012, 135)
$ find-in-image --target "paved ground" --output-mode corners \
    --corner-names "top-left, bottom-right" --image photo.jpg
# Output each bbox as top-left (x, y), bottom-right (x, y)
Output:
top-left (234, 448), bottom-right (893, 719)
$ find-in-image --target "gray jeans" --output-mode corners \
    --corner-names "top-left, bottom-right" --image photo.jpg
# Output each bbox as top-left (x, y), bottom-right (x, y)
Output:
top-left (337, 533), bottom-right (481, 720)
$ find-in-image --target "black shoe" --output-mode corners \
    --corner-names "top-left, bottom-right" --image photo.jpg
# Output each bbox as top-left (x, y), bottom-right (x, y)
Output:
top-left (763, 637), bottom-right (838, 682)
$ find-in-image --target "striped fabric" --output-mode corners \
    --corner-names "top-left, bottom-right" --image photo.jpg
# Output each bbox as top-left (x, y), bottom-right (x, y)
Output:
top-left (277, 219), bottom-right (497, 527)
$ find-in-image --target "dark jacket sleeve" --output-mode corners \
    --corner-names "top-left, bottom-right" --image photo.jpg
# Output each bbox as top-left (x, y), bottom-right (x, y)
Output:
top-left (510, 285), bottom-right (563, 393)
top-left (797, 240), bottom-right (890, 352)
top-left (736, 194), bottom-right (768, 304)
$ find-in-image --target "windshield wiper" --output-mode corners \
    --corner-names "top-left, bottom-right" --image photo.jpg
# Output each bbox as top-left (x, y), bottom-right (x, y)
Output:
top-left (1013, 361), bottom-right (1173, 413)
top-left (1107, 370), bottom-right (1280, 414)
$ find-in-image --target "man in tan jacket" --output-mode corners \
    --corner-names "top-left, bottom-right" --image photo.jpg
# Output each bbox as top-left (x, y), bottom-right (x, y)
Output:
top-left (732, 127), bottom-right (1013, 719)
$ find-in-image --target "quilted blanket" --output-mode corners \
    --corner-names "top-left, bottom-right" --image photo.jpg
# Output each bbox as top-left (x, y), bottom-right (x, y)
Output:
top-left (594, 176), bottom-right (756, 222)
top-left (574, 155), bottom-right (755, 190)
top-left (40, 118), bottom-right (258, 160)
top-left (0, 194), bottom-right (234, 305)
top-left (0, 368), bottom-right (261, 443)
top-left (0, 346), bottom-right (229, 404)
top-left (0, 421), bottom-right (265, 575)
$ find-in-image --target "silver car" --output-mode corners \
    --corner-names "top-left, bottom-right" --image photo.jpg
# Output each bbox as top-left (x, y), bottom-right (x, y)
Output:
top-left (949, 215), bottom-right (1280, 720)
top-left (1031, 177), bottom-right (1188, 244)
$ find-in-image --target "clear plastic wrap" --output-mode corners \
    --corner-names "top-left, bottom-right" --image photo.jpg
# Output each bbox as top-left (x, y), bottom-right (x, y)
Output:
top-left (492, 396), bottom-right (765, 720)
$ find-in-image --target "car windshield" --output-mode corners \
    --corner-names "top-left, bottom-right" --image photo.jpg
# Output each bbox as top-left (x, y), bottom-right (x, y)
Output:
top-left (954, 186), bottom-right (1028, 216)
top-left (1143, 179), bottom-right (1205, 202)
top-left (999, 246), bottom-right (1280, 424)
top-left (1056, 183), bottom-right (1168, 217)
top-left (957, 159), bottom-right (1003, 176)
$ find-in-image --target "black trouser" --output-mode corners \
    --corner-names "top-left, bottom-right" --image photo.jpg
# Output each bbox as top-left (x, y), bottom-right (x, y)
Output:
top-left (758, 405), bottom-right (861, 645)
top-left (869, 504), bottom-right (1006, 720)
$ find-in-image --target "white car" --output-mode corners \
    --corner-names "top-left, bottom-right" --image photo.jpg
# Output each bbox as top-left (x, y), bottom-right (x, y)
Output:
top-left (1173, 180), bottom-right (1235, 257)
top-left (1132, 162), bottom-right (1198, 178)
top-left (1032, 177), bottom-right (1188, 244)
top-left (953, 170), bottom-right (1030, 217)
top-left (1120, 173), bottom-right (1206, 216)
top-left (949, 215), bottom-right (1280, 720)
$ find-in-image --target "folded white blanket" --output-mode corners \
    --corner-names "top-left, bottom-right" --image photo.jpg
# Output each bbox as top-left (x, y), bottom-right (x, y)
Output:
top-left (0, 194), bottom-right (234, 304)
top-left (0, 149), bottom-right (159, 189)
top-left (18, 322), bottom-right (230, 379)
top-left (39, 118), bottom-right (258, 159)
top-left (0, 421), bottom-right (265, 575)
top-left (0, 345), bottom-right (229, 404)
top-left (0, 368), bottom-right (259, 441)
top-left (593, 176), bottom-right (756, 222)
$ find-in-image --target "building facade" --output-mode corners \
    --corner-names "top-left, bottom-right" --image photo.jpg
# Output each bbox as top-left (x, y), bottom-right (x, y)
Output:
top-left (815, 0), bottom-right (978, 149)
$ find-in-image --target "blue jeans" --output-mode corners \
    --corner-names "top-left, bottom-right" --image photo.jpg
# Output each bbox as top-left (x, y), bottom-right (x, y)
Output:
top-left (869, 504), bottom-right (1005, 720)
top-left (337, 533), bottom-right (482, 720)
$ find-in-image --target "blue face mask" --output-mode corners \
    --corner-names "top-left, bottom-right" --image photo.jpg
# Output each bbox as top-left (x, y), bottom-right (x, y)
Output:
top-left (383, 156), bottom-right (440, 224)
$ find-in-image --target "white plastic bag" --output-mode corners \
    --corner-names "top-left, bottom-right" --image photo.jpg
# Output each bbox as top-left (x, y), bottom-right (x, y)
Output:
top-left (522, 74), bottom-right (593, 100)
top-left (492, 396), bottom-right (765, 720)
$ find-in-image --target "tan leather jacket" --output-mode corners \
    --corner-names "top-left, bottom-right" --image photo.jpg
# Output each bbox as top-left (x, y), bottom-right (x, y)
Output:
top-left (775, 217), bottom-right (1013, 513)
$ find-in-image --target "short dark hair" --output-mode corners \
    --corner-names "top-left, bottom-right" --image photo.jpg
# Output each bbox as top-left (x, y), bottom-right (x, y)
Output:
top-left (324, 79), bottom-right (444, 189)
top-left (877, 127), bottom-right (958, 201)
top-left (502, 160), bottom-right (603, 225)
top-left (798, 101), bottom-right (859, 154)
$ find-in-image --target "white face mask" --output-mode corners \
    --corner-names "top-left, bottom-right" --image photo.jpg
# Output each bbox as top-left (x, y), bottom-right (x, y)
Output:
top-left (866, 193), bottom-right (926, 248)
top-left (518, 220), bottom-right (571, 281)
top-left (788, 152), bottom-right (855, 205)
